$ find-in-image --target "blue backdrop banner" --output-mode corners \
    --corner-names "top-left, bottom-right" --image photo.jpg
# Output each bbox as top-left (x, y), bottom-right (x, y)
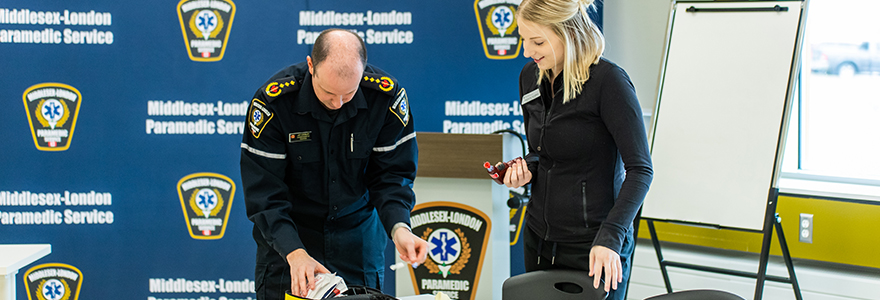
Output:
top-left (1, 0), bottom-right (536, 299)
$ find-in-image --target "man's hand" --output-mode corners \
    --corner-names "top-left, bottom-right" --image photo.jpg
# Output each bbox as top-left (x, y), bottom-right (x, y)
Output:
top-left (392, 226), bottom-right (428, 266)
top-left (589, 245), bottom-right (622, 292)
top-left (503, 158), bottom-right (532, 188)
top-left (286, 248), bottom-right (331, 298)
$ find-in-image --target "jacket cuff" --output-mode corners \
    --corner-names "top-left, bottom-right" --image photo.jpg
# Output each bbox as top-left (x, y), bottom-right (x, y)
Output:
top-left (526, 160), bottom-right (538, 185)
top-left (381, 206), bottom-right (411, 238)
top-left (392, 222), bottom-right (412, 235)
top-left (591, 223), bottom-right (625, 254)
top-left (391, 222), bottom-right (412, 244)
top-left (271, 225), bottom-right (306, 259)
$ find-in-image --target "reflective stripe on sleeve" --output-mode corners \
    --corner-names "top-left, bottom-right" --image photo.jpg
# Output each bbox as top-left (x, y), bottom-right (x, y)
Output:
top-left (372, 132), bottom-right (416, 153)
top-left (241, 143), bottom-right (287, 160)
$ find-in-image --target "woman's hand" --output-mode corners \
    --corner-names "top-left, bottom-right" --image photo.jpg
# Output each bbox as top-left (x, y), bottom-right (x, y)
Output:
top-left (503, 158), bottom-right (532, 188)
top-left (589, 245), bottom-right (622, 292)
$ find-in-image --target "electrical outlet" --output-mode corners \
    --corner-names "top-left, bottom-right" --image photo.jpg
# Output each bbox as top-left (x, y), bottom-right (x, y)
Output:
top-left (799, 213), bottom-right (813, 243)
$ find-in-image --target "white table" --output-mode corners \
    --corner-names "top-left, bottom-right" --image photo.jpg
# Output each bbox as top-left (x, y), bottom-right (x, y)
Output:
top-left (0, 244), bottom-right (51, 300)
top-left (398, 295), bottom-right (435, 299)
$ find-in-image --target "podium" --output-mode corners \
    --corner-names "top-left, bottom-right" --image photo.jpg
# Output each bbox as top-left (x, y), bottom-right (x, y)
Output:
top-left (0, 244), bottom-right (51, 300)
top-left (395, 132), bottom-right (520, 300)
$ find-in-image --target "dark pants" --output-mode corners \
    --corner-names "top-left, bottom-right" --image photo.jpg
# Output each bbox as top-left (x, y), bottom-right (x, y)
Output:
top-left (254, 209), bottom-right (385, 300)
top-left (254, 252), bottom-right (385, 300)
top-left (524, 227), bottom-right (634, 300)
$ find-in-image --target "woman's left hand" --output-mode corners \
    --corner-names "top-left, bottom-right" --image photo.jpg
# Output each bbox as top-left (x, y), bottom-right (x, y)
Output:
top-left (503, 158), bottom-right (532, 188)
top-left (589, 245), bottom-right (622, 292)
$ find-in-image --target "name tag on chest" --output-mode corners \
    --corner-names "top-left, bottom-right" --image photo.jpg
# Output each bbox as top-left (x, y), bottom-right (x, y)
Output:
top-left (289, 131), bottom-right (312, 143)
top-left (521, 88), bottom-right (540, 105)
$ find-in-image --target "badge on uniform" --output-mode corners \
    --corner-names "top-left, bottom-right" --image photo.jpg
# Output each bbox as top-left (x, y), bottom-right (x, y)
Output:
top-left (289, 131), bottom-right (312, 143)
top-left (521, 88), bottom-right (540, 105)
top-left (264, 79), bottom-right (296, 99)
top-left (390, 88), bottom-right (409, 126)
top-left (248, 98), bottom-right (274, 138)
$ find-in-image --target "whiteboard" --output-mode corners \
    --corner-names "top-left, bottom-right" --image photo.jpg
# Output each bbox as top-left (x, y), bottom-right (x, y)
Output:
top-left (642, 1), bottom-right (806, 231)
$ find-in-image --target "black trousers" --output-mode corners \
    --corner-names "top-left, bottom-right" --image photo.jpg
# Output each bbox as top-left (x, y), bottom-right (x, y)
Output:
top-left (254, 210), bottom-right (385, 300)
top-left (524, 227), bottom-right (635, 300)
top-left (254, 240), bottom-right (385, 300)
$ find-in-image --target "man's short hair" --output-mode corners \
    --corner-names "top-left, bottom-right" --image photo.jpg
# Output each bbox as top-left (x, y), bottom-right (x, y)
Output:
top-left (311, 28), bottom-right (367, 74)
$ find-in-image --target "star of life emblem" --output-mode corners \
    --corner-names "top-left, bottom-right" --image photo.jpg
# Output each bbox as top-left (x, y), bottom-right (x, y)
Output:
top-left (41, 279), bottom-right (66, 300)
top-left (491, 6), bottom-right (514, 36)
top-left (252, 109), bottom-right (263, 124)
top-left (41, 99), bottom-right (64, 128)
top-left (428, 228), bottom-right (463, 278)
top-left (195, 189), bottom-right (219, 218)
top-left (195, 10), bottom-right (218, 39)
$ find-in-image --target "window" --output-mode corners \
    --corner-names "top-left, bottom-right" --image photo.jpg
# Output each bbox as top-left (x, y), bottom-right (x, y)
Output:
top-left (782, 0), bottom-right (880, 186)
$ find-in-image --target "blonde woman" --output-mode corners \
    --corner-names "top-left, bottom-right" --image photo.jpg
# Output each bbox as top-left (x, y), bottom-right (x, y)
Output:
top-left (501, 0), bottom-right (653, 299)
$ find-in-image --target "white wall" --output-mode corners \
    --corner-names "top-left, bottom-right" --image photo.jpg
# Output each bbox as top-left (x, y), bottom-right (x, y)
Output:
top-left (603, 0), bottom-right (672, 130)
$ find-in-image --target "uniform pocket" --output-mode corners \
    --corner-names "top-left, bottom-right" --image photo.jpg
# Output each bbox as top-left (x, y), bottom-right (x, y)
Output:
top-left (288, 142), bottom-right (320, 168)
top-left (363, 270), bottom-right (382, 290)
top-left (254, 263), bottom-right (269, 299)
top-left (346, 139), bottom-right (371, 159)
top-left (582, 181), bottom-right (589, 229)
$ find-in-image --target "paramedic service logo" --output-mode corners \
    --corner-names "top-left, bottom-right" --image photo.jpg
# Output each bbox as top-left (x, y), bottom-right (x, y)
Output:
top-left (248, 98), bottom-right (274, 138)
top-left (177, 173), bottom-right (236, 239)
top-left (177, 0), bottom-right (236, 61)
top-left (24, 263), bottom-right (83, 300)
top-left (410, 202), bottom-right (491, 300)
top-left (22, 83), bottom-right (82, 151)
top-left (390, 88), bottom-right (410, 126)
top-left (474, 0), bottom-right (522, 60)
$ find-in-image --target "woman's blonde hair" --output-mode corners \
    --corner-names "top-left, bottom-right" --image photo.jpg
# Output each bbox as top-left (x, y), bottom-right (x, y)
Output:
top-left (518, 0), bottom-right (604, 103)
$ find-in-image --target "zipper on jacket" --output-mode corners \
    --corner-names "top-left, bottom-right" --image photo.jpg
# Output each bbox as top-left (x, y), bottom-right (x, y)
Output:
top-left (582, 181), bottom-right (589, 228)
top-left (542, 169), bottom-right (552, 240)
top-left (539, 91), bottom-right (555, 241)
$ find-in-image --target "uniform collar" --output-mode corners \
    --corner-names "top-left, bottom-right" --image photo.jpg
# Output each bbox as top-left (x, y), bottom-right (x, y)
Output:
top-left (296, 72), bottom-right (368, 124)
top-left (542, 71), bottom-right (564, 92)
top-left (539, 71), bottom-right (565, 104)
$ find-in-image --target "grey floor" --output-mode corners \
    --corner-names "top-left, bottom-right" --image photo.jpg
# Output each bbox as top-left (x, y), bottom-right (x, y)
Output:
top-left (628, 239), bottom-right (880, 300)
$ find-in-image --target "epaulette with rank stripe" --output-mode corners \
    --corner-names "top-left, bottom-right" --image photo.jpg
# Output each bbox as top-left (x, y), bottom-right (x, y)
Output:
top-left (361, 72), bottom-right (396, 96)
top-left (262, 76), bottom-right (299, 102)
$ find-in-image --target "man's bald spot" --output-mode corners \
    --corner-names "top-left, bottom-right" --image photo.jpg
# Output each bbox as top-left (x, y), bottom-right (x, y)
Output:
top-left (312, 29), bottom-right (366, 79)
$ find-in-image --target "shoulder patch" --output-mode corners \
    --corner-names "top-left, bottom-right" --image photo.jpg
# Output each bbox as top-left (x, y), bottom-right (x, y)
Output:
top-left (389, 88), bottom-right (409, 126)
top-left (248, 98), bottom-right (274, 138)
top-left (262, 76), bottom-right (299, 101)
top-left (361, 72), bottom-right (396, 95)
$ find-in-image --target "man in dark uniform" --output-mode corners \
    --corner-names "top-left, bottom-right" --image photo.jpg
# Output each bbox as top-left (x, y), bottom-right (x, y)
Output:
top-left (240, 28), bottom-right (427, 299)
